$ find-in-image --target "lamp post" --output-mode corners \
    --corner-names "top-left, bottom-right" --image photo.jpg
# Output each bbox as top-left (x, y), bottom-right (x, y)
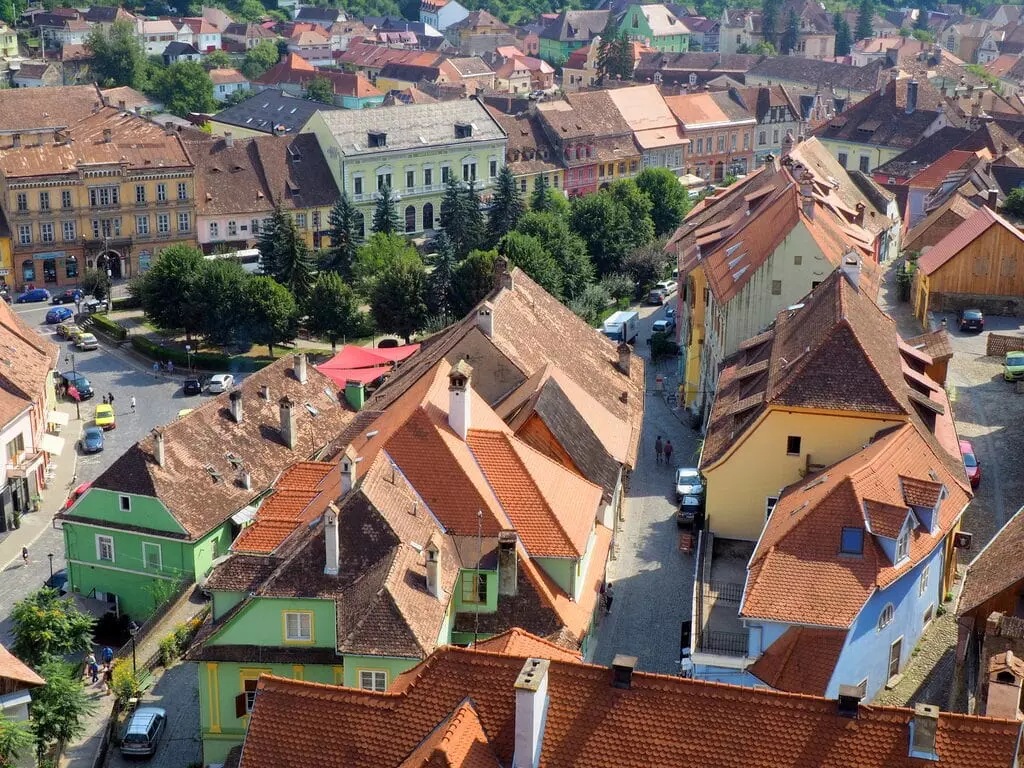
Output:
top-left (47, 552), bottom-right (53, 582)
top-left (184, 344), bottom-right (193, 373)
top-left (64, 351), bottom-right (80, 421)
top-left (129, 620), bottom-right (140, 675)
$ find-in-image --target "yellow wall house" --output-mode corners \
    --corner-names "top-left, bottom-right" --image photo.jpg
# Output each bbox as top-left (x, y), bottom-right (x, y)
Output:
top-left (0, 107), bottom-right (198, 290)
top-left (0, 24), bottom-right (17, 59)
top-left (698, 267), bottom-right (962, 542)
top-left (306, 97), bottom-right (507, 235)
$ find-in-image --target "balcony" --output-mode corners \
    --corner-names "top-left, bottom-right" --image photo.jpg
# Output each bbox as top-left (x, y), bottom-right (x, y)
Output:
top-left (6, 449), bottom-right (43, 478)
top-left (692, 533), bottom-right (755, 668)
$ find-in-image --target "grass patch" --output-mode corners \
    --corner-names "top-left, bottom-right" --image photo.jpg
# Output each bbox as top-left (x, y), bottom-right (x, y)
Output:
top-left (593, 298), bottom-right (631, 327)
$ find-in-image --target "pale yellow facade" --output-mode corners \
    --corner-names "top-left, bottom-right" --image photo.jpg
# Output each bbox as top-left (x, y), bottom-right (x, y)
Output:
top-left (681, 265), bottom-right (707, 408)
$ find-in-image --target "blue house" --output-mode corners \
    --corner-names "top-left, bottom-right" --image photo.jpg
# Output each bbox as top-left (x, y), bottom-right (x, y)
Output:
top-left (419, 0), bottom-right (468, 31)
top-left (694, 421), bottom-right (970, 703)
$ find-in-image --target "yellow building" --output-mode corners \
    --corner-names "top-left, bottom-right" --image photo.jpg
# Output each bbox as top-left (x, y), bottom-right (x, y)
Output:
top-left (0, 24), bottom-right (16, 59)
top-left (0, 108), bottom-right (198, 290)
top-left (698, 267), bottom-right (962, 542)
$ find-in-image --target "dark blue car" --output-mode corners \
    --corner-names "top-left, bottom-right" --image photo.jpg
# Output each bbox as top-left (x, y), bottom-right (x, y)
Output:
top-left (80, 426), bottom-right (104, 453)
top-left (16, 288), bottom-right (50, 303)
top-left (45, 306), bottom-right (74, 324)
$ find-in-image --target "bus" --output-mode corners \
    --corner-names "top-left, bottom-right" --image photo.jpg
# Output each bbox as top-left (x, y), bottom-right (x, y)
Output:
top-left (204, 248), bottom-right (261, 274)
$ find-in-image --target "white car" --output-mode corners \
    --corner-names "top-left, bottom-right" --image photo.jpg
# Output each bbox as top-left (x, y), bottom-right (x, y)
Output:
top-left (675, 467), bottom-right (704, 501)
top-left (656, 280), bottom-right (679, 296)
top-left (207, 374), bottom-right (234, 393)
top-left (652, 318), bottom-right (676, 335)
top-left (75, 333), bottom-right (99, 351)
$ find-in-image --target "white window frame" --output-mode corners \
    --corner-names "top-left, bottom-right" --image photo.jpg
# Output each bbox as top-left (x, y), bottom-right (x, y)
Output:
top-left (358, 669), bottom-right (387, 692)
top-left (62, 221), bottom-right (76, 241)
top-left (765, 496), bottom-right (779, 519)
top-left (18, 224), bottom-right (31, 245)
top-left (918, 564), bottom-right (930, 596)
top-left (119, 494), bottom-right (131, 512)
top-left (209, 221), bottom-right (219, 238)
top-left (177, 212), bottom-right (190, 233)
top-left (40, 222), bottom-right (54, 243)
top-left (136, 215), bottom-right (149, 235)
top-left (157, 182), bottom-right (167, 202)
top-left (877, 602), bottom-right (894, 631)
top-left (96, 534), bottom-right (114, 562)
top-left (157, 213), bottom-right (170, 234)
top-left (895, 528), bottom-right (909, 563)
top-left (142, 541), bottom-right (162, 571)
top-left (284, 611), bottom-right (312, 642)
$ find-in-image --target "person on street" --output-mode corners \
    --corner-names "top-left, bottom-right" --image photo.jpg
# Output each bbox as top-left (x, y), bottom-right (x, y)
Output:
top-left (102, 664), bottom-right (113, 695)
top-left (664, 440), bottom-right (674, 466)
top-left (102, 646), bottom-right (113, 665)
top-left (605, 582), bottom-right (615, 613)
top-left (86, 653), bottom-right (98, 684)
top-left (101, 395), bottom-right (108, 405)
top-left (21, 546), bottom-right (28, 565)
top-left (153, 362), bottom-right (159, 375)
top-left (654, 436), bottom-right (663, 464)
top-left (130, 396), bottom-right (136, 413)
top-left (107, 392), bottom-right (114, 406)
top-left (167, 361), bottom-right (174, 374)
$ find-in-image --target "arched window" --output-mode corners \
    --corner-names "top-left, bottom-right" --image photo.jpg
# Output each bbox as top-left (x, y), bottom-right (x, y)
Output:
top-left (877, 603), bottom-right (894, 631)
top-left (422, 202), bottom-right (434, 231)
top-left (405, 205), bottom-right (416, 233)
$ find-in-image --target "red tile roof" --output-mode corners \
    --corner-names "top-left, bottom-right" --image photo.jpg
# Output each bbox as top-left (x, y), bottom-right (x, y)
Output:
top-left (397, 700), bottom-right (500, 768)
top-left (238, 643), bottom-right (1023, 768)
top-left (959, 506), bottom-right (1024, 615)
top-left (918, 204), bottom-right (1024, 275)
top-left (747, 627), bottom-right (847, 695)
top-left (232, 462), bottom-right (336, 554)
top-left (471, 628), bottom-right (582, 662)
top-left (0, 643), bottom-right (45, 688)
top-left (742, 424), bottom-right (971, 628)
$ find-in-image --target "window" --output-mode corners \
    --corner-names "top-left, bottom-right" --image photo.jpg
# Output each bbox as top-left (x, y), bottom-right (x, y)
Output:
top-left (15, 193), bottom-right (27, 212)
top-left (717, 136), bottom-right (724, 152)
top-left (177, 182), bottom-right (188, 200)
top-left (406, 169), bottom-right (415, 189)
top-left (786, 435), bottom-right (801, 455)
top-left (66, 256), bottom-right (78, 279)
top-left (62, 221), bottom-right (76, 241)
top-left (157, 183), bottom-right (167, 202)
top-left (295, 213), bottom-right (306, 229)
top-left (405, 205), bottom-right (416, 233)
top-left (772, 128), bottom-right (780, 144)
top-left (919, 565), bottom-right (930, 596)
top-left (489, 159), bottom-right (497, 177)
top-left (96, 535), bottom-right (114, 562)
top-left (696, 138), bottom-right (703, 154)
top-left (227, 220), bottom-right (237, 237)
top-left (424, 167), bottom-right (433, 187)
top-left (599, 164), bottom-right (605, 178)
top-left (878, 603), bottom-right (894, 630)
top-left (552, 174), bottom-right (559, 188)
top-left (765, 496), bottom-right (779, 519)
top-left (353, 176), bottom-right (363, 196)
top-left (771, 279), bottom-right (782, 295)
top-left (177, 212), bottom-right (190, 232)
top-left (462, 161), bottom-right (476, 182)
top-left (118, 494), bottom-right (131, 512)
top-left (376, 172), bottom-right (391, 191)
top-left (142, 542), bottom-right (162, 571)
top-left (973, 256), bottom-right (989, 276)
top-left (61, 190), bottom-right (72, 209)
top-left (461, 571), bottom-right (487, 603)
top-left (840, 527), bottom-right (864, 555)
top-left (689, 72), bottom-right (698, 85)
top-left (422, 202), bottom-right (434, 230)
top-left (39, 191), bottom-right (50, 210)
top-left (837, 152), bottom-right (848, 168)
top-left (520, 178), bottom-right (527, 192)
top-left (157, 213), bottom-right (169, 234)
top-left (209, 222), bottom-right (219, 238)
top-left (312, 211), bottom-right (320, 230)
top-left (17, 224), bottom-right (31, 245)
top-left (619, 162), bottom-right (626, 175)
top-left (284, 611), bottom-right (313, 642)
top-left (441, 165), bottom-right (450, 183)
top-left (859, 156), bottom-right (870, 173)
top-left (88, 186), bottom-right (118, 207)
top-left (895, 529), bottom-right (909, 562)
top-left (135, 184), bottom-right (146, 204)
top-left (359, 670), bottom-right (387, 692)
top-left (40, 222), bottom-right (54, 243)
top-left (136, 215), bottom-right (149, 235)
top-left (730, 134), bottom-right (736, 151)
top-left (238, 678), bottom-right (260, 715)
top-left (743, 133), bottom-right (749, 150)
top-left (922, 604), bottom-right (934, 628)
top-left (251, 219), bottom-right (260, 235)
top-left (21, 260), bottom-right (34, 282)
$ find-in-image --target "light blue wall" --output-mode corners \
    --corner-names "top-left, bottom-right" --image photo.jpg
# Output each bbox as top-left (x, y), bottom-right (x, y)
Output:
top-left (341, 94), bottom-right (386, 110)
top-left (746, 620), bottom-right (789, 657)
top-left (694, 666), bottom-right (766, 687)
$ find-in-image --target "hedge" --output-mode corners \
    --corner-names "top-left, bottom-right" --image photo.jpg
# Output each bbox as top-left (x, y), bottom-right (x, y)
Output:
top-left (89, 313), bottom-right (128, 341)
top-left (130, 335), bottom-right (270, 373)
top-left (110, 296), bottom-right (142, 311)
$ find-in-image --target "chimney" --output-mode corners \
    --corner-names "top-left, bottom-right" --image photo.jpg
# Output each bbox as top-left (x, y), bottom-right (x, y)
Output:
top-left (986, 189), bottom-right (999, 209)
top-left (447, 360), bottom-right (472, 441)
top-left (616, 342), bottom-right (632, 375)
top-left (103, 127), bottom-right (112, 143)
top-left (152, 428), bottom-right (165, 468)
top-left (476, 302), bottom-right (494, 338)
top-left (229, 389), bottom-right (243, 423)
top-left (225, 130), bottom-right (234, 148)
top-left (498, 530), bottom-right (518, 596)
top-left (11, 133), bottom-right (20, 148)
top-left (513, 658), bottom-right (550, 768)
top-left (240, 470), bottom-right (252, 491)
top-left (424, 539), bottom-right (441, 598)
top-left (323, 502), bottom-right (340, 576)
top-left (279, 396), bottom-right (297, 450)
top-left (762, 152), bottom-right (776, 173)
top-left (985, 651), bottom-right (1024, 719)
top-left (781, 129), bottom-right (794, 158)
top-left (971, 101), bottom-right (981, 119)
top-left (800, 170), bottom-right (815, 219)
top-left (340, 448), bottom-right (357, 494)
top-left (117, 99), bottom-right (126, 111)
top-left (611, 654), bottom-right (637, 689)
top-left (494, 255), bottom-right (513, 291)
top-left (164, 122), bottom-right (175, 135)
top-left (854, 202), bottom-right (866, 226)
top-left (293, 352), bottom-right (308, 384)
top-left (836, 684), bottom-right (862, 718)
top-left (841, 255), bottom-right (861, 290)
top-left (260, 383), bottom-right (270, 400)
top-left (909, 704), bottom-right (940, 759)
top-left (344, 380), bottom-right (365, 410)
top-left (906, 79), bottom-right (918, 114)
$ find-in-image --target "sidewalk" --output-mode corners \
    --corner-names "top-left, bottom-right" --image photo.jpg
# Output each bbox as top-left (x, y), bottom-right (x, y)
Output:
top-left (0, 401), bottom-right (82, 571)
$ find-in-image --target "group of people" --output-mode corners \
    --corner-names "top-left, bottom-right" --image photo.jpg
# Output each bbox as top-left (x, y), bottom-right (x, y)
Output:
top-left (653, 436), bottom-right (674, 465)
top-left (85, 647), bottom-right (116, 695)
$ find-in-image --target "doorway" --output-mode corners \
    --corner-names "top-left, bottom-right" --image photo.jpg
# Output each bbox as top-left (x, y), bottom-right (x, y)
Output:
top-left (96, 251), bottom-right (123, 280)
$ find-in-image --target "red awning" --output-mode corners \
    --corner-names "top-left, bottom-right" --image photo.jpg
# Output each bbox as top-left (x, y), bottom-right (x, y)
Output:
top-left (369, 343), bottom-right (420, 362)
top-left (316, 343), bottom-right (420, 371)
top-left (316, 364), bottom-right (392, 388)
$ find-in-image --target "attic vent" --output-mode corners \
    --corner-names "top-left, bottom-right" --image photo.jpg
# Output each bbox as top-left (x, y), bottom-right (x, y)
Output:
top-left (789, 500), bottom-right (808, 517)
top-left (367, 130), bottom-right (387, 147)
top-left (288, 144), bottom-right (302, 162)
top-left (226, 453), bottom-right (243, 468)
top-left (454, 122), bottom-right (473, 138)
top-left (305, 403), bottom-right (319, 416)
top-left (802, 474), bottom-right (829, 492)
top-left (206, 465), bottom-right (223, 482)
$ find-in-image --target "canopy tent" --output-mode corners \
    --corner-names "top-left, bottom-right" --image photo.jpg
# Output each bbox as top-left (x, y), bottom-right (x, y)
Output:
top-left (315, 343), bottom-right (420, 389)
top-left (319, 365), bottom-right (393, 387)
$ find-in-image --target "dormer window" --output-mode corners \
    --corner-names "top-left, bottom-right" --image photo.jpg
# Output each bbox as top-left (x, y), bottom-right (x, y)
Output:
top-left (367, 130), bottom-right (387, 148)
top-left (840, 527), bottom-right (864, 555)
top-left (895, 528), bottom-right (910, 562)
top-left (455, 122), bottom-right (472, 139)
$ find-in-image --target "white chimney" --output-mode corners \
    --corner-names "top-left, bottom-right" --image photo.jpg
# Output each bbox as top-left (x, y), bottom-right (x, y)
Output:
top-left (240, 470), bottom-right (252, 491)
top-left (225, 130), bottom-right (234, 148)
top-left (323, 502), bottom-right (340, 576)
top-left (841, 255), bottom-right (861, 291)
top-left (909, 703), bottom-right (940, 759)
top-left (477, 303), bottom-right (494, 338)
top-left (229, 389), bottom-right (243, 423)
top-left (447, 360), bottom-right (472, 441)
top-left (341, 448), bottom-right (357, 494)
top-left (513, 658), bottom-right (550, 768)
top-left (279, 396), bottom-right (297, 450)
top-left (424, 539), bottom-right (441, 598)
top-left (152, 428), bottom-right (165, 468)
top-left (294, 353), bottom-right (308, 384)
top-left (260, 383), bottom-right (271, 400)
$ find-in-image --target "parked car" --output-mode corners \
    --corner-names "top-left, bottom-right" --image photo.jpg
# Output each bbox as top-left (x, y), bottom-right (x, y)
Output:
top-left (62, 481), bottom-right (92, 510)
top-left (677, 494), bottom-right (703, 528)
top-left (94, 403), bottom-right (116, 430)
top-left (51, 288), bottom-right (83, 305)
top-left (66, 327), bottom-right (88, 343)
top-left (45, 306), bottom-right (74, 324)
top-left (207, 374), bottom-right (234, 393)
top-left (1004, 351), bottom-right (1024, 381)
top-left (665, 305), bottom-right (676, 319)
top-left (56, 322), bottom-right (81, 339)
top-left (75, 333), bottom-right (99, 351)
top-left (59, 371), bottom-right (94, 400)
top-left (957, 308), bottom-right (984, 332)
top-left (44, 567), bottom-right (68, 593)
top-left (80, 426), bottom-right (105, 454)
top-left (652, 318), bottom-right (676, 335)
top-left (648, 288), bottom-right (668, 305)
top-left (119, 707), bottom-right (167, 758)
top-left (959, 439), bottom-right (981, 488)
top-left (675, 467), bottom-right (704, 501)
top-left (183, 378), bottom-right (203, 396)
top-left (82, 297), bottom-right (103, 313)
top-left (15, 288), bottom-right (50, 303)
top-left (656, 280), bottom-right (679, 296)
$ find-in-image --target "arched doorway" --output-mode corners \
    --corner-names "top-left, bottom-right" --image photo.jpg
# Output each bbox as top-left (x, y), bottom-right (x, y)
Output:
top-left (404, 205), bottom-right (416, 233)
top-left (422, 202), bottom-right (434, 231)
top-left (95, 251), bottom-right (123, 280)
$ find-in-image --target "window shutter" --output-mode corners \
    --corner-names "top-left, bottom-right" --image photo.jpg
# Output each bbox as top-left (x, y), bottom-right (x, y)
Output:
top-left (235, 692), bottom-right (247, 718)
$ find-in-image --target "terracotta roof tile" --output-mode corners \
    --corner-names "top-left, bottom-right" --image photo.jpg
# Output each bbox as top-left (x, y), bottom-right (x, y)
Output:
top-left (471, 628), bottom-right (581, 662)
top-left (0, 643), bottom-right (45, 688)
top-left (0, 298), bottom-right (58, 426)
top-left (747, 627), bottom-right (846, 695)
top-left (238, 644), bottom-right (1023, 768)
top-left (232, 462), bottom-right (336, 554)
top-left (0, 84), bottom-right (102, 131)
top-left (899, 475), bottom-right (943, 507)
top-left (397, 700), bottom-right (500, 768)
top-left (906, 329), bottom-right (953, 361)
top-left (959, 506), bottom-right (1024, 614)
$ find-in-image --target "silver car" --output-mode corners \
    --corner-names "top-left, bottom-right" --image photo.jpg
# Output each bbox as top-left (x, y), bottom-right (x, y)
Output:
top-left (675, 467), bottom-right (704, 501)
top-left (207, 374), bottom-right (234, 393)
top-left (120, 706), bottom-right (166, 757)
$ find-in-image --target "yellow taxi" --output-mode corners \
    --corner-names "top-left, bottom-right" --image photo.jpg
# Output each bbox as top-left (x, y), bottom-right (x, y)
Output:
top-left (94, 404), bottom-right (116, 430)
top-left (57, 322), bottom-right (81, 339)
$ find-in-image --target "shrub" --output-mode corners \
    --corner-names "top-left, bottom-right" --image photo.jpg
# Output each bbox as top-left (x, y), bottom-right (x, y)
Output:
top-left (130, 336), bottom-right (270, 373)
top-left (110, 296), bottom-right (141, 311)
top-left (89, 314), bottom-right (128, 341)
top-left (158, 634), bottom-right (179, 667)
top-left (650, 331), bottom-right (680, 360)
top-left (110, 659), bottom-right (139, 704)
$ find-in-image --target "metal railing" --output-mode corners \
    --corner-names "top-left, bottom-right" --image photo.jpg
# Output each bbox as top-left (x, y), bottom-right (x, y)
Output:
top-left (698, 630), bottom-right (748, 657)
top-left (705, 580), bottom-right (742, 604)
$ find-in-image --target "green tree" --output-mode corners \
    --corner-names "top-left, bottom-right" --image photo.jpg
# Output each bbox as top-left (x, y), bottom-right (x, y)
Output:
top-left (323, 193), bottom-right (360, 279)
top-left (597, 16), bottom-right (632, 81)
top-left (203, 49), bottom-right (232, 70)
top-left (636, 167), bottom-right (690, 237)
top-left (137, 244), bottom-right (206, 341)
top-left (258, 206), bottom-right (312, 298)
top-left (0, 0), bottom-right (17, 26)
top-left (569, 282), bottom-right (612, 325)
top-left (81, 269), bottom-right (110, 302)
top-left (86, 19), bottom-right (148, 89)
top-left (427, 230), bottom-right (457, 320)
top-left (750, 40), bottom-right (777, 55)
top-left (277, 238), bottom-right (315, 304)
top-left (515, 211), bottom-right (593, 299)
top-left (30, 662), bottom-right (94, 763)
top-left (305, 272), bottom-right (365, 351)
top-left (624, 242), bottom-right (670, 289)
top-left (0, 709), bottom-right (33, 768)
top-left (834, 12), bottom-right (853, 56)
top-left (240, 276), bottom-right (298, 357)
top-left (237, 0), bottom-right (266, 19)
top-left (372, 183), bottom-right (401, 235)
top-left (487, 166), bottom-right (524, 246)
top-left (370, 260), bottom-right (428, 343)
top-left (912, 29), bottom-right (935, 42)
top-left (569, 193), bottom-right (628, 277)
top-left (608, 179), bottom-right (655, 245)
top-left (780, 8), bottom-right (799, 54)
top-left (530, 173), bottom-right (552, 211)
top-left (439, 176), bottom-right (467, 255)
top-left (242, 40), bottom-right (280, 80)
top-left (193, 257), bottom-right (250, 346)
top-left (150, 60), bottom-right (216, 117)
top-left (451, 248), bottom-right (498, 316)
top-left (762, 0), bottom-right (780, 47)
top-left (600, 272), bottom-right (636, 302)
top-left (1003, 188), bottom-right (1024, 217)
top-left (305, 75), bottom-right (335, 104)
top-left (498, 231), bottom-right (562, 297)
top-left (915, 7), bottom-right (929, 31)
top-left (855, 0), bottom-right (873, 42)
top-left (353, 233), bottom-right (421, 295)
top-left (462, 180), bottom-right (486, 256)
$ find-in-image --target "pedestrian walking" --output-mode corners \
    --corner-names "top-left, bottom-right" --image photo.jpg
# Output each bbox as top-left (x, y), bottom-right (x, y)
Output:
top-left (101, 394), bottom-right (108, 405)
top-left (605, 582), bottom-right (615, 613)
top-left (20, 546), bottom-right (28, 565)
top-left (102, 664), bottom-right (113, 695)
top-left (130, 396), bottom-right (136, 413)
top-left (102, 646), bottom-right (114, 665)
top-left (167, 360), bottom-right (174, 374)
top-left (153, 362), bottom-right (159, 375)
top-left (664, 440), bottom-right (674, 466)
top-left (654, 436), bottom-right (663, 464)
top-left (86, 653), bottom-right (98, 684)
top-left (107, 392), bottom-right (114, 406)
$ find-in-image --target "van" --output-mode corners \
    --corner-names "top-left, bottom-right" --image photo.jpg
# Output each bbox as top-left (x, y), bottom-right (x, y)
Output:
top-left (120, 707), bottom-right (166, 757)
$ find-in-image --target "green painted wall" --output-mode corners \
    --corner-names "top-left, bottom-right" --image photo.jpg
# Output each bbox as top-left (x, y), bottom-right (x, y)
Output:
top-left (451, 568), bottom-right (498, 614)
top-left (208, 597), bottom-right (337, 649)
top-left (341, 654), bottom-right (418, 689)
top-left (212, 591), bottom-right (246, 621)
top-left (535, 557), bottom-right (575, 596)
top-left (194, 524), bottom-right (233, 579)
top-left (70, 488), bottom-right (186, 535)
top-left (539, 37), bottom-right (583, 66)
top-left (620, 5), bottom-right (689, 52)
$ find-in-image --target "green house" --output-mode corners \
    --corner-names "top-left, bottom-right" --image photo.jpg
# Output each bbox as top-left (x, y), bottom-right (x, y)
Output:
top-left (57, 355), bottom-right (355, 621)
top-left (537, 9), bottom-right (610, 66)
top-left (619, 3), bottom-right (691, 53)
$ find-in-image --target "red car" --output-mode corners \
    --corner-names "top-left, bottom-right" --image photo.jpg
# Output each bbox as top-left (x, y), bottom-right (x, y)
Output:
top-left (959, 440), bottom-right (981, 488)
top-left (63, 481), bottom-right (92, 510)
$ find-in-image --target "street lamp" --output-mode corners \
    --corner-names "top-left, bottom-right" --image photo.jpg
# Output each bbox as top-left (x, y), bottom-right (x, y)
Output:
top-left (64, 351), bottom-right (80, 421)
top-left (184, 344), bottom-right (193, 373)
top-left (129, 620), bottom-right (140, 675)
top-left (47, 553), bottom-right (53, 582)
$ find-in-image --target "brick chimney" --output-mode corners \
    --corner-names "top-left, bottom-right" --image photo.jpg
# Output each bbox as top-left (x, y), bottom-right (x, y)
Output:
top-left (294, 352), bottom-right (308, 384)
top-left (447, 360), bottom-right (472, 441)
top-left (494, 255), bottom-right (513, 291)
top-left (513, 659), bottom-right (550, 768)
top-left (616, 342), bottom-right (632, 375)
top-left (323, 502), bottom-right (340, 576)
top-left (984, 651), bottom-right (1024, 719)
top-left (152, 427), bottom-right (165, 468)
top-left (498, 530), bottom-right (518, 596)
top-left (799, 170), bottom-right (815, 219)
top-left (229, 389), bottom-right (243, 423)
top-left (279, 396), bottom-right (297, 450)
top-left (103, 128), bottom-right (112, 143)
